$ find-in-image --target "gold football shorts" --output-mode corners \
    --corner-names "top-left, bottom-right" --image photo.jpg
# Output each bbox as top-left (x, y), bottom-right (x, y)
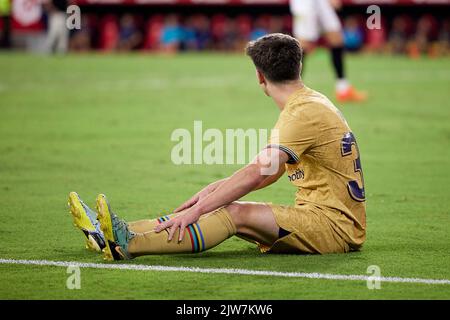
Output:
top-left (260, 203), bottom-right (361, 254)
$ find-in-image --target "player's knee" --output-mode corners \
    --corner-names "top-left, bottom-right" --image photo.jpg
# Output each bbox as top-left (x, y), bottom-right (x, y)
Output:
top-left (325, 31), bottom-right (343, 47)
top-left (225, 202), bottom-right (247, 230)
top-left (300, 40), bottom-right (314, 53)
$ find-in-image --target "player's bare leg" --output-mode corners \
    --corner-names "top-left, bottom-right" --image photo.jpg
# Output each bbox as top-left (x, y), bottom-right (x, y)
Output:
top-left (297, 39), bottom-right (314, 77)
top-left (324, 30), bottom-right (344, 47)
top-left (324, 30), bottom-right (367, 103)
top-left (226, 201), bottom-right (280, 247)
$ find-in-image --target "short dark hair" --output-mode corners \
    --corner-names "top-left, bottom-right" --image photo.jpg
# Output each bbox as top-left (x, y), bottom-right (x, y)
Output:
top-left (245, 33), bottom-right (303, 83)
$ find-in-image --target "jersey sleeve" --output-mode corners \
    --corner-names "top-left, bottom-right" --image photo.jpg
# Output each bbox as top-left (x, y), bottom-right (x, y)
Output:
top-left (267, 111), bottom-right (318, 164)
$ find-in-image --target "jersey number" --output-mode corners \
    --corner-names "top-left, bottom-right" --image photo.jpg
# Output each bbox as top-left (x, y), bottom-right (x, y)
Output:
top-left (341, 132), bottom-right (366, 202)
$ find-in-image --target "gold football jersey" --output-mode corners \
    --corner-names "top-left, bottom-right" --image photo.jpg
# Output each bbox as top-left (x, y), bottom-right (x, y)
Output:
top-left (269, 86), bottom-right (366, 245)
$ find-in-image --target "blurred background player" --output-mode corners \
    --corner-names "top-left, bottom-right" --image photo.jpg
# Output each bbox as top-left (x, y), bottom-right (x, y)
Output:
top-left (343, 16), bottom-right (364, 52)
top-left (43, 0), bottom-right (69, 54)
top-left (69, 15), bottom-right (91, 52)
top-left (160, 14), bottom-right (183, 53)
top-left (117, 14), bottom-right (142, 51)
top-left (290, 0), bottom-right (367, 103)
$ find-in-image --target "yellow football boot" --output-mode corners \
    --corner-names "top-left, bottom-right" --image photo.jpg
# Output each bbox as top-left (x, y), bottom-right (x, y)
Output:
top-left (96, 194), bottom-right (135, 261)
top-left (68, 192), bottom-right (106, 252)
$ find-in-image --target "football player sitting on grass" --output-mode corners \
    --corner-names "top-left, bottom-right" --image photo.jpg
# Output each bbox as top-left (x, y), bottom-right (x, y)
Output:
top-left (68, 34), bottom-right (366, 260)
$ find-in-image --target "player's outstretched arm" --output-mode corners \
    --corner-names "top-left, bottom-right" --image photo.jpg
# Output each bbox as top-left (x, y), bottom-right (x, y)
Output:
top-left (173, 178), bottom-right (228, 213)
top-left (174, 153), bottom-right (285, 213)
top-left (155, 148), bottom-right (289, 241)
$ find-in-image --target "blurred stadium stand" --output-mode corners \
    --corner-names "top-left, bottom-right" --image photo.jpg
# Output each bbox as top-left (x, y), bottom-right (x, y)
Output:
top-left (1, 0), bottom-right (449, 56)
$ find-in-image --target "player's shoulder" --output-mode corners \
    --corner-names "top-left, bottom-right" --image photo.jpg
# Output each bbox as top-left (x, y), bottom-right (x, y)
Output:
top-left (284, 86), bottom-right (337, 119)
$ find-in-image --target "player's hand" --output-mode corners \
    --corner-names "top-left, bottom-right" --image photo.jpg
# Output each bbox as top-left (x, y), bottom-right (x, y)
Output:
top-left (173, 194), bottom-right (200, 213)
top-left (154, 209), bottom-right (201, 242)
top-left (173, 186), bottom-right (213, 213)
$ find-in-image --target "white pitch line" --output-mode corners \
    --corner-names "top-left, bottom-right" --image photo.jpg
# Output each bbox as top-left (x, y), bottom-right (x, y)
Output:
top-left (1, 258), bottom-right (449, 285)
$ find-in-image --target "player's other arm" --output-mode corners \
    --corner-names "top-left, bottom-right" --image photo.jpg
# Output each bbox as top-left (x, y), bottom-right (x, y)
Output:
top-left (173, 178), bottom-right (228, 213)
top-left (193, 148), bottom-right (289, 214)
top-left (155, 148), bottom-right (289, 241)
top-left (174, 150), bottom-right (286, 213)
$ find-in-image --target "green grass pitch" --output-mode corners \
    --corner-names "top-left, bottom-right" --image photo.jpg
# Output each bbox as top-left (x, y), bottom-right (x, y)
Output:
top-left (0, 51), bottom-right (449, 299)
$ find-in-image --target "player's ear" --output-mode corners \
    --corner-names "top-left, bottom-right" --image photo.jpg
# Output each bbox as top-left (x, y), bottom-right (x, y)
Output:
top-left (256, 70), bottom-right (266, 85)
